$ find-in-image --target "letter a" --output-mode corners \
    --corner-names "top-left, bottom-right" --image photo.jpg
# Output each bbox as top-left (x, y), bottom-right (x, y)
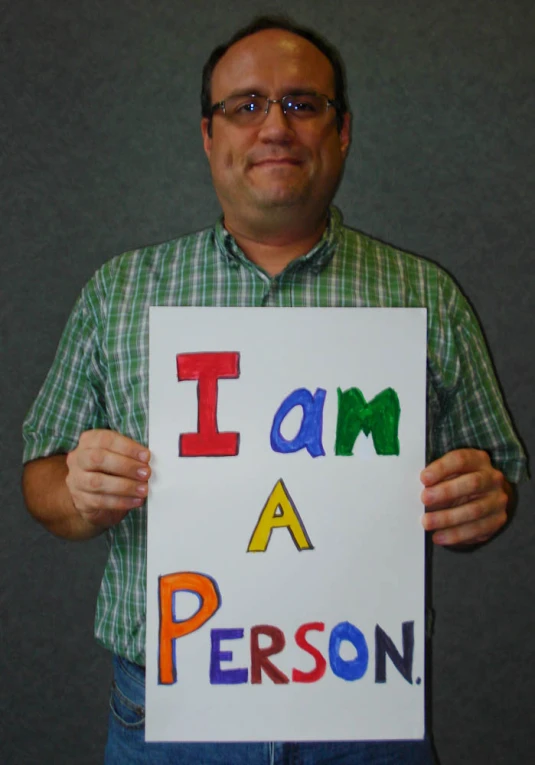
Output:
top-left (247, 479), bottom-right (313, 553)
top-left (270, 387), bottom-right (326, 458)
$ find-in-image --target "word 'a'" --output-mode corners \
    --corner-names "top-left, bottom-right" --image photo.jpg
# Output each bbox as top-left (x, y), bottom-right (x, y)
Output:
top-left (176, 352), bottom-right (401, 458)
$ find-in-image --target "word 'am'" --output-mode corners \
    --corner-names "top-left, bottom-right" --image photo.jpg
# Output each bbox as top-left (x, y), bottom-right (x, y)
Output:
top-left (176, 352), bottom-right (401, 458)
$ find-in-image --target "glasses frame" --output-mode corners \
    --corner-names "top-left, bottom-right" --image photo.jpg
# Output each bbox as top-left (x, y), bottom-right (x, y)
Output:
top-left (210, 92), bottom-right (339, 125)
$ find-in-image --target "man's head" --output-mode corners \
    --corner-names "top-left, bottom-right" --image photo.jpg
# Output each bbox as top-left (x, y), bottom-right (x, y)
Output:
top-left (200, 17), bottom-right (351, 242)
top-left (201, 16), bottom-right (349, 137)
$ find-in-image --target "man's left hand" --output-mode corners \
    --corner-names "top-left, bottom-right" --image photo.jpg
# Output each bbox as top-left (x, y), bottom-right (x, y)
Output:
top-left (420, 448), bottom-right (511, 546)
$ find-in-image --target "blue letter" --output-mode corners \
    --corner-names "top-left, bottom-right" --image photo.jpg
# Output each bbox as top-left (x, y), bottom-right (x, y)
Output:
top-left (210, 628), bottom-right (248, 685)
top-left (329, 621), bottom-right (369, 681)
top-left (270, 388), bottom-right (326, 458)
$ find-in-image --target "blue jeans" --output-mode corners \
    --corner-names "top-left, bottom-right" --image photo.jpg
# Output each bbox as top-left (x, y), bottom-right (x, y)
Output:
top-left (104, 656), bottom-right (437, 764)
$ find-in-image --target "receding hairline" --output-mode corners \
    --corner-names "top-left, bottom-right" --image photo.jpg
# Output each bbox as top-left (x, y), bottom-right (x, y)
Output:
top-left (211, 27), bottom-right (338, 91)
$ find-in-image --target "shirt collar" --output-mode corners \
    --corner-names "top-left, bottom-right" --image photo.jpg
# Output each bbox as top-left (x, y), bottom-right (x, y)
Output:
top-left (213, 206), bottom-right (343, 275)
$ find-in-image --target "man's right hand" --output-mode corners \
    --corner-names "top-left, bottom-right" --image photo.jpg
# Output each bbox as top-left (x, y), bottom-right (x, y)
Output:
top-left (65, 430), bottom-right (151, 530)
top-left (22, 429), bottom-right (151, 540)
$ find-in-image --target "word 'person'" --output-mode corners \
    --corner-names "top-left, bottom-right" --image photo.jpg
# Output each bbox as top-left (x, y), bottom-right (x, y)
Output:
top-left (158, 572), bottom-right (416, 688)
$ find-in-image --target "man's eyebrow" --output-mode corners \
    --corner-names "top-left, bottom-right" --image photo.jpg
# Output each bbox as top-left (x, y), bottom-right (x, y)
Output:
top-left (285, 89), bottom-right (320, 96)
top-left (223, 88), bottom-right (267, 99)
top-left (221, 87), bottom-right (321, 99)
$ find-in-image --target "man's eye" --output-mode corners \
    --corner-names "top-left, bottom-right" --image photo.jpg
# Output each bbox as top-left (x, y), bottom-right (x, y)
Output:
top-left (234, 99), bottom-right (262, 114)
top-left (287, 97), bottom-right (318, 113)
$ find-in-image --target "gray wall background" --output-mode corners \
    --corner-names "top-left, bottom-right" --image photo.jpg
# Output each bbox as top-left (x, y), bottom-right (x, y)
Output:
top-left (2, 0), bottom-right (533, 763)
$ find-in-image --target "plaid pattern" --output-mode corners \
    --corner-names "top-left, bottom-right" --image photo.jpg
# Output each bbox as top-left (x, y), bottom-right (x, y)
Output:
top-left (23, 207), bottom-right (527, 663)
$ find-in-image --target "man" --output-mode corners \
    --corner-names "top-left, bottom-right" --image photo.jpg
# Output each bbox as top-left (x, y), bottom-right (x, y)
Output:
top-left (22, 15), bottom-right (526, 765)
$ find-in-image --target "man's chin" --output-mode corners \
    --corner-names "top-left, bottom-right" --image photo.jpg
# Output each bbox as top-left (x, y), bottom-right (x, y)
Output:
top-left (249, 187), bottom-right (308, 210)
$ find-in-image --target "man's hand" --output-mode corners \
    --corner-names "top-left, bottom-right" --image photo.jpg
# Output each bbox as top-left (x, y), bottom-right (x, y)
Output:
top-left (65, 430), bottom-right (151, 530)
top-left (22, 429), bottom-right (151, 540)
top-left (420, 448), bottom-right (511, 546)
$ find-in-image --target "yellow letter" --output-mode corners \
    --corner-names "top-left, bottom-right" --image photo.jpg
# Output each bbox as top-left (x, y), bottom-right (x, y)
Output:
top-left (247, 479), bottom-right (313, 553)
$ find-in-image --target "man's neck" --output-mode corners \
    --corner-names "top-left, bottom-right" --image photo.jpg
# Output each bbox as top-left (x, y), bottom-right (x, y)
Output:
top-left (223, 215), bottom-right (328, 277)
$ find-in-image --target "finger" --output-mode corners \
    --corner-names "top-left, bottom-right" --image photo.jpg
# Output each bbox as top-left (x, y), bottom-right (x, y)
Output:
top-left (422, 492), bottom-right (505, 531)
top-left (420, 448), bottom-right (489, 486)
top-left (85, 493), bottom-right (145, 512)
top-left (421, 469), bottom-right (501, 510)
top-left (429, 512), bottom-right (506, 546)
top-left (74, 447), bottom-right (151, 481)
top-left (78, 429), bottom-right (150, 463)
top-left (71, 486), bottom-right (146, 517)
top-left (74, 470), bottom-right (149, 499)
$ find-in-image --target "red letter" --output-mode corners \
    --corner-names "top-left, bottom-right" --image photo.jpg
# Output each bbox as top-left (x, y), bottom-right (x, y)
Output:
top-left (159, 572), bottom-right (221, 685)
top-left (177, 352), bottom-right (240, 457)
top-left (292, 622), bottom-right (327, 683)
top-left (250, 625), bottom-right (289, 684)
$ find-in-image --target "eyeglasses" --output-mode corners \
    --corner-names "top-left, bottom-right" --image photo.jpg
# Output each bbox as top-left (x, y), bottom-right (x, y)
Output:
top-left (210, 93), bottom-right (338, 127)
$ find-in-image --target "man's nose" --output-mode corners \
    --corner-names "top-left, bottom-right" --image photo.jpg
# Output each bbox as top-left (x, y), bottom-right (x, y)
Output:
top-left (257, 101), bottom-right (295, 139)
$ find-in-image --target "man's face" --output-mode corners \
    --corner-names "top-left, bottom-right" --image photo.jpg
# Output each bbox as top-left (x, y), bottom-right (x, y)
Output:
top-left (201, 29), bottom-right (350, 233)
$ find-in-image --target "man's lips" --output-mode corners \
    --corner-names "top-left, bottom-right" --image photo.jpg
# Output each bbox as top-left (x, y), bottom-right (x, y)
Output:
top-left (250, 157), bottom-right (302, 167)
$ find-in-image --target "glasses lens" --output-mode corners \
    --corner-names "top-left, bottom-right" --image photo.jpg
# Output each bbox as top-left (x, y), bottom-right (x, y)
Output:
top-left (220, 94), bottom-right (331, 125)
top-left (226, 95), bottom-right (267, 124)
top-left (283, 94), bottom-right (326, 118)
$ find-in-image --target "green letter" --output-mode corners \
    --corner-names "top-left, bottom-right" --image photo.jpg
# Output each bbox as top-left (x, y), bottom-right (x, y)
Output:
top-left (335, 387), bottom-right (400, 456)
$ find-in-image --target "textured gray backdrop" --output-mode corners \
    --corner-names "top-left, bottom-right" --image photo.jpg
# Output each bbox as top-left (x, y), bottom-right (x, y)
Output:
top-left (2, 1), bottom-right (533, 763)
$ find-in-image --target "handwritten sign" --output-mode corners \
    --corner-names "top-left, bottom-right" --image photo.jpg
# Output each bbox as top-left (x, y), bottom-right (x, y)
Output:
top-left (146, 307), bottom-right (427, 742)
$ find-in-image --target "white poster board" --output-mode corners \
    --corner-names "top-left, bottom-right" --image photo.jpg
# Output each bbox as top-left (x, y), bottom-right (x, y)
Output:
top-left (146, 307), bottom-right (427, 742)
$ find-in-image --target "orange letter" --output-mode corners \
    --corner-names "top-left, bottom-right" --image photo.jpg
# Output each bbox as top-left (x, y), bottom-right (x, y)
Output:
top-left (159, 572), bottom-right (221, 685)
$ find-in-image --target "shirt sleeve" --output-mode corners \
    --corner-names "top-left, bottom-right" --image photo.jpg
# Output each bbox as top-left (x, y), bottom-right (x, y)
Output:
top-left (22, 275), bottom-right (109, 462)
top-left (427, 271), bottom-right (528, 484)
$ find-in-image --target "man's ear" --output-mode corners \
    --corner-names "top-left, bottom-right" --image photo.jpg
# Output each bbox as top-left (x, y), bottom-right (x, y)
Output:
top-left (201, 118), bottom-right (212, 159)
top-left (339, 112), bottom-right (351, 158)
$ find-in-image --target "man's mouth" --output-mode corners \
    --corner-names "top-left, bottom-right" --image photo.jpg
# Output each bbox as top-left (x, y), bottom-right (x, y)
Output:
top-left (252, 158), bottom-right (302, 167)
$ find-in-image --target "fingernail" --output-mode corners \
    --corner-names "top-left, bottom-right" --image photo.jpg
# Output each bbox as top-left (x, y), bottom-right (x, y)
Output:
top-left (138, 450), bottom-right (150, 462)
top-left (434, 533), bottom-right (447, 545)
top-left (136, 484), bottom-right (148, 496)
top-left (137, 468), bottom-right (149, 479)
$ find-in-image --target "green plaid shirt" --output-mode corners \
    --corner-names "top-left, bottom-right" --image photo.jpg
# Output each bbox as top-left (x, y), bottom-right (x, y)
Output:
top-left (22, 207), bottom-right (527, 664)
